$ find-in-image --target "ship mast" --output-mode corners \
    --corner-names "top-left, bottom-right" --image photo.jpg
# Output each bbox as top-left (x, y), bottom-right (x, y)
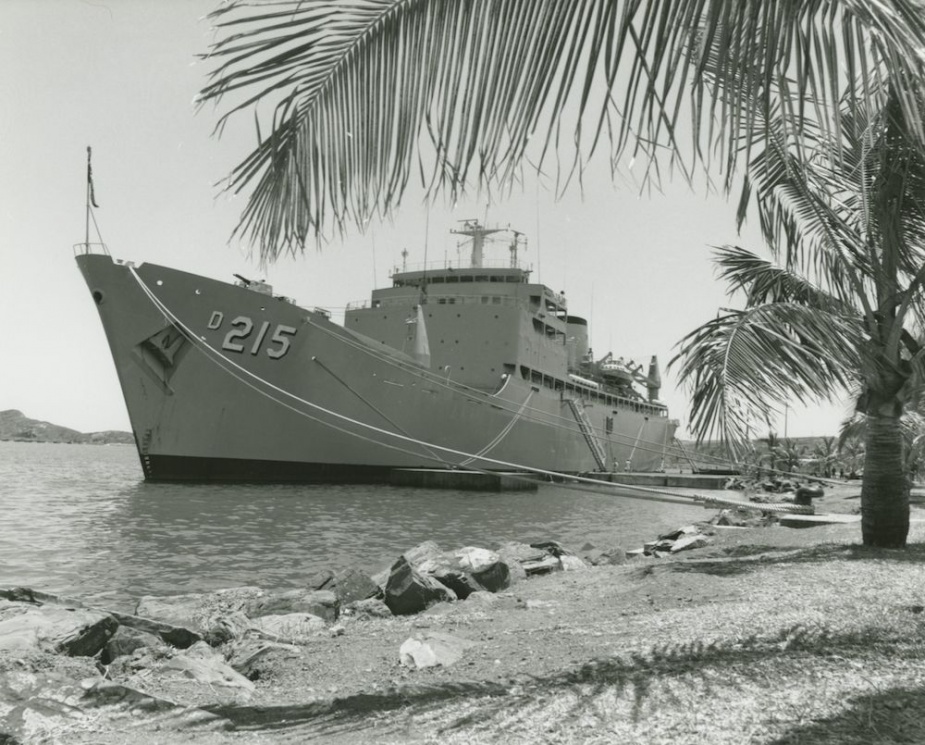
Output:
top-left (509, 230), bottom-right (525, 267)
top-left (451, 219), bottom-right (505, 268)
top-left (85, 146), bottom-right (95, 248)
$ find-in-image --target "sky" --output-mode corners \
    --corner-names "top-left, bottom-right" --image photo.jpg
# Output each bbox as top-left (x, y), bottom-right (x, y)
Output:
top-left (0, 0), bottom-right (852, 440)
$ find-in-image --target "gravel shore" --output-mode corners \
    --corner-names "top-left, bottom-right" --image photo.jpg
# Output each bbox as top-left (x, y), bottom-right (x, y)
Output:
top-left (5, 484), bottom-right (925, 744)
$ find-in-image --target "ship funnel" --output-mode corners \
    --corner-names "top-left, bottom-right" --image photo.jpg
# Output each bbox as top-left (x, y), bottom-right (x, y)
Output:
top-left (413, 305), bottom-right (431, 368)
top-left (565, 316), bottom-right (589, 370)
top-left (646, 355), bottom-right (662, 401)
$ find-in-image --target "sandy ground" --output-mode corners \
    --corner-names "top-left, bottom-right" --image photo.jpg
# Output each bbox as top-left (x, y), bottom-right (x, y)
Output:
top-left (9, 483), bottom-right (925, 744)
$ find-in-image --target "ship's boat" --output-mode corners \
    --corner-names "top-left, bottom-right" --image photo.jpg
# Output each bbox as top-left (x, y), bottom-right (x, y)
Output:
top-left (75, 220), bottom-right (678, 482)
top-left (597, 352), bottom-right (637, 386)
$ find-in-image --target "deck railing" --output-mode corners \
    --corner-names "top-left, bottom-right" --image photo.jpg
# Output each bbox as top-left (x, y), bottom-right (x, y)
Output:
top-left (346, 294), bottom-right (528, 311)
top-left (391, 258), bottom-right (529, 274)
top-left (72, 242), bottom-right (110, 257)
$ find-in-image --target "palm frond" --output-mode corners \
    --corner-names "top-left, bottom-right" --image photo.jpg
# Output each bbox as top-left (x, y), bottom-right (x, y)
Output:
top-left (865, 91), bottom-right (925, 297)
top-left (733, 81), bottom-right (925, 346)
top-left (712, 244), bottom-right (857, 314)
top-left (732, 93), bottom-right (876, 306)
top-left (837, 410), bottom-right (866, 451)
top-left (670, 302), bottom-right (861, 451)
top-left (199, 0), bottom-right (925, 258)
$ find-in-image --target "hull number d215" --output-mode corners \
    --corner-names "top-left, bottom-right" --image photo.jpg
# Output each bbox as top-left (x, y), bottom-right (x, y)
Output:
top-left (208, 311), bottom-right (297, 359)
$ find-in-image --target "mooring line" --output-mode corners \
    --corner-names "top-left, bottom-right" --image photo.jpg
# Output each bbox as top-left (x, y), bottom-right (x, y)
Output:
top-left (126, 268), bottom-right (824, 515)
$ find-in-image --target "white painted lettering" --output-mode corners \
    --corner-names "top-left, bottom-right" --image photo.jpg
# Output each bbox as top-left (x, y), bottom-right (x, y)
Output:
top-left (267, 325), bottom-right (297, 359)
top-left (215, 315), bottom-right (297, 359)
top-left (222, 316), bottom-right (253, 353)
top-left (250, 320), bottom-right (271, 355)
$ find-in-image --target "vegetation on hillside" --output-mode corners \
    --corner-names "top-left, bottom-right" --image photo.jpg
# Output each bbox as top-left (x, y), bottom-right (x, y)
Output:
top-left (0, 410), bottom-right (132, 445)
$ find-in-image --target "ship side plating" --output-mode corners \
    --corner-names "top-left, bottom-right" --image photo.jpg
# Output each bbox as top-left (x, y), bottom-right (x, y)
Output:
top-left (76, 222), bottom-right (677, 482)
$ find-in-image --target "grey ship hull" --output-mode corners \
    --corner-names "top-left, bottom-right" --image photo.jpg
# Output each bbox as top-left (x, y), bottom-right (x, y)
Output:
top-left (77, 253), bottom-right (677, 482)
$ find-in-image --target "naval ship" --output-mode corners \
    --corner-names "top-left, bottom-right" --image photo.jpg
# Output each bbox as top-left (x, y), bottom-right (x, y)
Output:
top-left (76, 220), bottom-right (678, 482)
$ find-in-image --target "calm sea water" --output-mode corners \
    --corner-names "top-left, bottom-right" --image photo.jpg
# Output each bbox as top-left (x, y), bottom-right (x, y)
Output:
top-left (0, 441), bottom-right (709, 612)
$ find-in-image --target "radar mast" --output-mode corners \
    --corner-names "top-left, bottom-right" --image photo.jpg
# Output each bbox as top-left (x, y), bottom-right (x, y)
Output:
top-left (451, 219), bottom-right (505, 268)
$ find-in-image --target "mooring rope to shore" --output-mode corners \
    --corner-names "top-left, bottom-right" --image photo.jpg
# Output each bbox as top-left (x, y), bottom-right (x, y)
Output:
top-left (302, 315), bottom-right (853, 487)
top-left (302, 316), bottom-right (709, 467)
top-left (128, 267), bottom-right (828, 517)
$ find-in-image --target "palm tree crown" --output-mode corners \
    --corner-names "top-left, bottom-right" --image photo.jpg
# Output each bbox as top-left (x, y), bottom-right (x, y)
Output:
top-left (672, 85), bottom-right (925, 546)
top-left (199, 0), bottom-right (925, 260)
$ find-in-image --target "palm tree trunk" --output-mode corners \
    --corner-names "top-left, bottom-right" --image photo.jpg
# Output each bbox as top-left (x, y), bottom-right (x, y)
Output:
top-left (860, 413), bottom-right (910, 547)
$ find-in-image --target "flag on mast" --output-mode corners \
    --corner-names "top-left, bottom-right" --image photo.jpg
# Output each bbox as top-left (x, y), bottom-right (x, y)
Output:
top-left (87, 146), bottom-right (99, 208)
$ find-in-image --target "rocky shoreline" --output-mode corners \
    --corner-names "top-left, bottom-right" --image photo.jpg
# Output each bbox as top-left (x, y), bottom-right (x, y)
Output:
top-left (3, 486), bottom-right (924, 744)
top-left (0, 510), bottom-right (737, 743)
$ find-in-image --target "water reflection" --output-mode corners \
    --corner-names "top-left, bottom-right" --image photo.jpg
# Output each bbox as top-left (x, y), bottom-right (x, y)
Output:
top-left (101, 480), bottom-right (709, 608)
top-left (2, 443), bottom-right (712, 611)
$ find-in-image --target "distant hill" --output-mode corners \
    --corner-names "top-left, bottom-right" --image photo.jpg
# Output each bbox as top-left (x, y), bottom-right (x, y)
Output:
top-left (0, 410), bottom-right (133, 445)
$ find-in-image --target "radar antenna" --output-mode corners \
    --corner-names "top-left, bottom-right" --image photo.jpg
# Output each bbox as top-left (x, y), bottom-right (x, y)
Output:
top-left (509, 230), bottom-right (526, 268)
top-left (450, 219), bottom-right (505, 268)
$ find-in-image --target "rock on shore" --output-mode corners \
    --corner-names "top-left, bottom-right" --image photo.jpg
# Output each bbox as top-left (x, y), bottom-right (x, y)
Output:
top-left (0, 528), bottom-right (719, 743)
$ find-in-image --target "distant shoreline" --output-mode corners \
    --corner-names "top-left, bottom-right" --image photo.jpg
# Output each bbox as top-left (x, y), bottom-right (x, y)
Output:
top-left (0, 409), bottom-right (133, 446)
top-left (0, 438), bottom-right (133, 446)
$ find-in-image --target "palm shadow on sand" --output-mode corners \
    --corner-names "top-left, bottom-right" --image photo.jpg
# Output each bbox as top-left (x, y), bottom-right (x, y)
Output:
top-left (203, 619), bottom-right (925, 740)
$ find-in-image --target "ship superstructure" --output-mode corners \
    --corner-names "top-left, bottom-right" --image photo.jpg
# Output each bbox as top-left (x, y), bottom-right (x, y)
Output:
top-left (76, 220), bottom-right (677, 482)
